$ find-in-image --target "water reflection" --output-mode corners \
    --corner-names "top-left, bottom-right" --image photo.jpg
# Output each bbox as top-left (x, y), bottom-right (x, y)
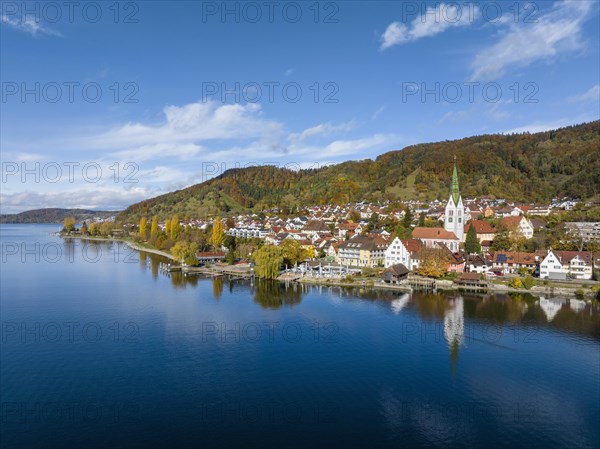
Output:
top-left (444, 296), bottom-right (464, 373)
top-left (538, 297), bottom-right (567, 322)
top-left (253, 279), bottom-right (302, 309)
top-left (138, 251), bottom-right (600, 339)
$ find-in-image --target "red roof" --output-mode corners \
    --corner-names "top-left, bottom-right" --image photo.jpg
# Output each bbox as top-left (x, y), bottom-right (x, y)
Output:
top-left (500, 216), bottom-right (525, 226)
top-left (401, 238), bottom-right (423, 254)
top-left (464, 220), bottom-right (495, 234)
top-left (412, 227), bottom-right (459, 240)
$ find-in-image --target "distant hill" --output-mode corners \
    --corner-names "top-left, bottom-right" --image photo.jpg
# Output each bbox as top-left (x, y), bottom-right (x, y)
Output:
top-left (0, 208), bottom-right (118, 224)
top-left (118, 121), bottom-right (600, 222)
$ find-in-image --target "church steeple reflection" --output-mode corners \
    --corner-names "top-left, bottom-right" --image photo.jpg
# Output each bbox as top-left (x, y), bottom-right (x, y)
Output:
top-left (444, 296), bottom-right (464, 374)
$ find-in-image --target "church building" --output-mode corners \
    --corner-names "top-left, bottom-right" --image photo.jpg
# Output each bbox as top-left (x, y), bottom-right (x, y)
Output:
top-left (444, 156), bottom-right (465, 242)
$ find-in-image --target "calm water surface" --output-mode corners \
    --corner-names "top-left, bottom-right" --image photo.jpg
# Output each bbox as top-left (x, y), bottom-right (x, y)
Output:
top-left (1, 224), bottom-right (599, 449)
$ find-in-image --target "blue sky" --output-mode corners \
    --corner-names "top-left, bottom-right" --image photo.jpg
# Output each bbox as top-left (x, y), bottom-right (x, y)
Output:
top-left (1, 0), bottom-right (599, 213)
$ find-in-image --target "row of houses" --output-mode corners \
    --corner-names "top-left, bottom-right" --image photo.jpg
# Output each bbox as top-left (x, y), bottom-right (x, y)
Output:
top-left (335, 231), bottom-right (598, 280)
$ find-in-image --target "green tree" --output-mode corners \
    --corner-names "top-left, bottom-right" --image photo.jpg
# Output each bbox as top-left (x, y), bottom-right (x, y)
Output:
top-left (402, 206), bottom-right (413, 229)
top-left (492, 223), bottom-right (511, 251)
top-left (210, 217), bottom-right (225, 249)
top-left (521, 275), bottom-right (536, 290)
top-left (348, 209), bottom-right (361, 222)
top-left (418, 212), bottom-right (426, 227)
top-left (80, 222), bottom-right (88, 234)
top-left (253, 245), bottom-right (284, 279)
top-left (366, 212), bottom-right (379, 232)
top-left (139, 216), bottom-right (147, 239)
top-left (465, 223), bottom-right (481, 254)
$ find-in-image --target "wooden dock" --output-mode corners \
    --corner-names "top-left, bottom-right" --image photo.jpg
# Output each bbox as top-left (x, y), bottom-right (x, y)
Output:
top-left (407, 274), bottom-right (437, 291)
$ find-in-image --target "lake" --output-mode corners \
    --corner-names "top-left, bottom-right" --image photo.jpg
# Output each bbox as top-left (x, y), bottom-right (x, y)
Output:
top-left (1, 224), bottom-right (598, 449)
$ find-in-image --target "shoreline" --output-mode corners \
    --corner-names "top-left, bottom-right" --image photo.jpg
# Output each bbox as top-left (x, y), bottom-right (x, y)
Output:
top-left (57, 233), bottom-right (177, 261)
top-left (56, 233), bottom-right (598, 300)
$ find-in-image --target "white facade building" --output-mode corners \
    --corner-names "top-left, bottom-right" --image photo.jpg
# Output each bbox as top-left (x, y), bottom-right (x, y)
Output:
top-left (384, 237), bottom-right (412, 269)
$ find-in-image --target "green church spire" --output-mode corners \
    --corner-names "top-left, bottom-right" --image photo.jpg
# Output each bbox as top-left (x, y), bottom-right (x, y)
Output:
top-left (451, 155), bottom-right (460, 206)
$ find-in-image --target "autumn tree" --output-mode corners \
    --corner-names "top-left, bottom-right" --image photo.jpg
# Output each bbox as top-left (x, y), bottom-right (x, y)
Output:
top-left (139, 217), bottom-right (147, 239)
top-left (210, 217), bottom-right (225, 249)
top-left (99, 222), bottom-right (114, 237)
top-left (150, 216), bottom-right (159, 239)
top-left (347, 209), bottom-right (361, 223)
top-left (170, 214), bottom-right (180, 240)
top-left (281, 239), bottom-right (307, 266)
top-left (253, 245), bottom-right (284, 279)
top-left (165, 218), bottom-right (172, 237)
top-left (63, 216), bottom-right (76, 233)
top-left (88, 222), bottom-right (100, 236)
top-left (80, 222), bottom-right (88, 234)
top-left (465, 223), bottom-right (481, 254)
top-left (416, 249), bottom-right (448, 278)
top-left (170, 241), bottom-right (198, 266)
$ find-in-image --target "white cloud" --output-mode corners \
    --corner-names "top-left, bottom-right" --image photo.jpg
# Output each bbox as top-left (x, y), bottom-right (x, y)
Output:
top-left (503, 115), bottom-right (595, 134)
top-left (1, 152), bottom-right (48, 163)
top-left (0, 187), bottom-right (149, 214)
top-left (87, 101), bottom-right (277, 150)
top-left (380, 22), bottom-right (409, 50)
top-left (372, 106), bottom-right (385, 120)
top-left (1, 98), bottom-right (404, 213)
top-left (111, 143), bottom-right (204, 163)
top-left (1, 14), bottom-right (62, 37)
top-left (470, 1), bottom-right (594, 81)
top-left (567, 84), bottom-right (600, 103)
top-left (380, 3), bottom-right (476, 50)
top-left (289, 133), bottom-right (401, 159)
top-left (288, 120), bottom-right (357, 143)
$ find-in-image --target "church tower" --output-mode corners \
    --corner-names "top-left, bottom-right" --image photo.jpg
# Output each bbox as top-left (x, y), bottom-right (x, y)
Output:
top-left (444, 156), bottom-right (464, 242)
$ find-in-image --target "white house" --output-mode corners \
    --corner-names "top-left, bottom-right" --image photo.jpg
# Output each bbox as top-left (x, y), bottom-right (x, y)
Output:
top-left (539, 250), bottom-right (593, 280)
top-left (539, 250), bottom-right (565, 280)
top-left (384, 237), bottom-right (413, 269)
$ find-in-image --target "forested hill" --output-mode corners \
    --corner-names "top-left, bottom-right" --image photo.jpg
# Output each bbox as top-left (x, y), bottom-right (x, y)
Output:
top-left (118, 121), bottom-right (600, 222)
top-left (0, 208), bottom-right (117, 224)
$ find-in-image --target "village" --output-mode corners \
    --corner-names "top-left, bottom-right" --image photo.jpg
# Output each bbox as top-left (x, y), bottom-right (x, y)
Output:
top-left (125, 159), bottom-right (599, 296)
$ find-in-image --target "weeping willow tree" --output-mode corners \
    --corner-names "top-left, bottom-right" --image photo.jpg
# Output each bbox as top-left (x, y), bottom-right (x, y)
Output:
top-left (252, 245), bottom-right (284, 279)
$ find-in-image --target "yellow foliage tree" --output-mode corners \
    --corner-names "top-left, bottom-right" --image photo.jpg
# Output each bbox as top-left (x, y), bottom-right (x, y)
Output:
top-left (170, 214), bottom-right (180, 240)
top-left (150, 216), bottom-right (159, 239)
top-left (139, 217), bottom-right (147, 239)
top-left (210, 217), bottom-right (225, 249)
top-left (416, 249), bottom-right (448, 278)
top-left (63, 216), bottom-right (76, 232)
